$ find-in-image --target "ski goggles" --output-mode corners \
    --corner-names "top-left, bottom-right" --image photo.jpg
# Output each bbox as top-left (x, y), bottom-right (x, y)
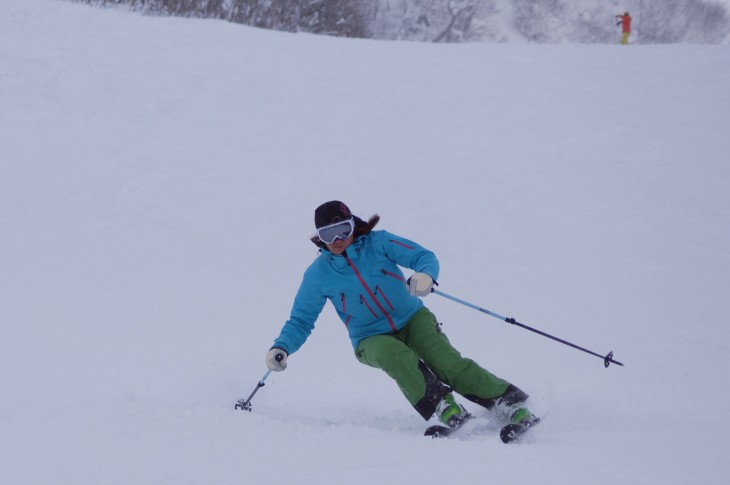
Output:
top-left (317, 218), bottom-right (355, 244)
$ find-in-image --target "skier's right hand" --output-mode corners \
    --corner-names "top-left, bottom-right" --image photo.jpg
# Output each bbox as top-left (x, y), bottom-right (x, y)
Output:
top-left (407, 272), bottom-right (434, 297)
top-left (265, 348), bottom-right (288, 372)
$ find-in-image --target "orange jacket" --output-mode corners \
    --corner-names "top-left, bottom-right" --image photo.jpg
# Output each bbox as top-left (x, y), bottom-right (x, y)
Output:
top-left (617, 14), bottom-right (632, 33)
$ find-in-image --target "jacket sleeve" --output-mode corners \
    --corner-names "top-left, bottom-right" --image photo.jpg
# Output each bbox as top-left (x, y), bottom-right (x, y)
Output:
top-left (272, 264), bottom-right (327, 355)
top-left (377, 230), bottom-right (440, 281)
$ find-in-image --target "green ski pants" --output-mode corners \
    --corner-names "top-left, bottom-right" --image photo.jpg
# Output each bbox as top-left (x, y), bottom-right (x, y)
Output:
top-left (355, 306), bottom-right (510, 419)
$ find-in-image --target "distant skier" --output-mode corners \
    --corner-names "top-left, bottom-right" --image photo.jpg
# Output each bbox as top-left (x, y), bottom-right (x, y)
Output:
top-left (615, 11), bottom-right (632, 45)
top-left (265, 200), bottom-right (537, 432)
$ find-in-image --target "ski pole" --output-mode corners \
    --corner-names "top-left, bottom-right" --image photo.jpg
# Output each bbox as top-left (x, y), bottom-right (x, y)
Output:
top-left (432, 289), bottom-right (624, 368)
top-left (235, 353), bottom-right (284, 411)
top-left (235, 369), bottom-right (271, 411)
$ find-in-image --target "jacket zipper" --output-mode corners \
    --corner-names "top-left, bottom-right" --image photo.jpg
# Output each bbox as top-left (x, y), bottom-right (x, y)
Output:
top-left (381, 269), bottom-right (406, 283)
top-left (389, 239), bottom-right (415, 250)
top-left (375, 286), bottom-right (395, 311)
top-left (340, 293), bottom-right (351, 327)
top-left (360, 295), bottom-right (379, 318)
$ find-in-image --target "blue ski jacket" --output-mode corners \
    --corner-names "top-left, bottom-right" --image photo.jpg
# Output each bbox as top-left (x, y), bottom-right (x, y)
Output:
top-left (272, 230), bottom-right (439, 354)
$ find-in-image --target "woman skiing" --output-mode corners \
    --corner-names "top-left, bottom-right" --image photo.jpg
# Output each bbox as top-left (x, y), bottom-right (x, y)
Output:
top-left (266, 201), bottom-right (537, 432)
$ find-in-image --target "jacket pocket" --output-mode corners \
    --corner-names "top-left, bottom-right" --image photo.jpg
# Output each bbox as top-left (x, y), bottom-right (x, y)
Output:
top-left (360, 294), bottom-right (379, 318)
top-left (380, 268), bottom-right (406, 283)
top-left (375, 286), bottom-right (395, 311)
top-left (341, 293), bottom-right (351, 327)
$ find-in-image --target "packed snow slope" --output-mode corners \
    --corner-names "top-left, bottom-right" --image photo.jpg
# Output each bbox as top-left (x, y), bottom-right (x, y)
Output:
top-left (1, 1), bottom-right (729, 484)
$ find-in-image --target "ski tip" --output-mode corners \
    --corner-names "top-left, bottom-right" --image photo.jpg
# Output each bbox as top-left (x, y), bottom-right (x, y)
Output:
top-left (424, 425), bottom-right (451, 438)
top-left (499, 424), bottom-right (524, 443)
top-left (499, 425), bottom-right (515, 443)
top-left (500, 417), bottom-right (540, 444)
top-left (424, 413), bottom-right (472, 438)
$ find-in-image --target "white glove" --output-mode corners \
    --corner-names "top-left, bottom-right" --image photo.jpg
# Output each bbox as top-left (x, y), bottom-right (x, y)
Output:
top-left (265, 348), bottom-right (288, 372)
top-left (408, 272), bottom-right (434, 297)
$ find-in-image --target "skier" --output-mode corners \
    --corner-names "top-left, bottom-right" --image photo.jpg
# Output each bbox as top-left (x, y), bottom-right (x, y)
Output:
top-left (265, 200), bottom-right (537, 433)
top-left (615, 11), bottom-right (632, 45)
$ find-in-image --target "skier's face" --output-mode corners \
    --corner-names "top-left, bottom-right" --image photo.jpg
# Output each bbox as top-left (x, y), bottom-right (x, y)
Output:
top-left (326, 234), bottom-right (354, 255)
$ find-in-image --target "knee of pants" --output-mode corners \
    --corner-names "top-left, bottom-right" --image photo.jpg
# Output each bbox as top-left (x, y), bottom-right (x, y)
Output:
top-left (356, 335), bottom-right (418, 370)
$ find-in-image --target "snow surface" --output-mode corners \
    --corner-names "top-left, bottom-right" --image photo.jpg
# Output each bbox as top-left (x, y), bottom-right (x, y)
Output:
top-left (1, 1), bottom-right (730, 484)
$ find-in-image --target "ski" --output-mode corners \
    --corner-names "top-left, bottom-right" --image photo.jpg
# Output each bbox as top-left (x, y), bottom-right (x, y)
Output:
top-left (426, 413), bottom-right (541, 443)
top-left (424, 413), bottom-right (472, 438)
top-left (499, 417), bottom-right (540, 444)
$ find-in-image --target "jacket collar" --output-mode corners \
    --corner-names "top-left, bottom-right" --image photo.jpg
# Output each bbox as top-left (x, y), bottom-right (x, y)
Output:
top-left (319, 234), bottom-right (368, 266)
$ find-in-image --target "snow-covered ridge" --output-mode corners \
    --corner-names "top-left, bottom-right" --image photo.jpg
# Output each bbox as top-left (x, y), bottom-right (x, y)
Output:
top-left (68, 0), bottom-right (730, 44)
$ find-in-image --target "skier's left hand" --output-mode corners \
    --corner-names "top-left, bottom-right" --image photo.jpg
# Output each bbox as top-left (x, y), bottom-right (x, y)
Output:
top-left (266, 348), bottom-right (288, 371)
top-left (408, 272), bottom-right (434, 297)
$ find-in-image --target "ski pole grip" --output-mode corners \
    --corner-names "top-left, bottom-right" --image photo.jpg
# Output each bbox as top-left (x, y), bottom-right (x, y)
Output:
top-left (275, 353), bottom-right (284, 362)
